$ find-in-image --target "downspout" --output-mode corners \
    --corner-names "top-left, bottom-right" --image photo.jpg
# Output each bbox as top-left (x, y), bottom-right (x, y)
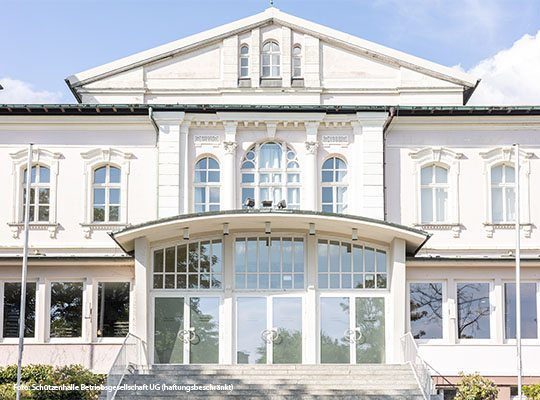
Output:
top-left (382, 106), bottom-right (396, 221)
top-left (149, 107), bottom-right (160, 219)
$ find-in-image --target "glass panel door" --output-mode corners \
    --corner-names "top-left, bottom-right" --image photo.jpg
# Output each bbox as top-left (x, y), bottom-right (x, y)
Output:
top-left (273, 297), bottom-right (302, 364)
top-left (320, 297), bottom-right (350, 363)
top-left (154, 297), bottom-right (184, 364)
top-left (355, 297), bottom-right (385, 363)
top-left (237, 297), bottom-right (267, 364)
top-left (189, 297), bottom-right (220, 364)
top-left (236, 296), bottom-right (303, 364)
top-left (320, 296), bottom-right (385, 364)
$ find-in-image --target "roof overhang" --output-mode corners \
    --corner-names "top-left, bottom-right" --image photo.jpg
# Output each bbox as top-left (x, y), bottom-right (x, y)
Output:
top-left (110, 210), bottom-right (430, 256)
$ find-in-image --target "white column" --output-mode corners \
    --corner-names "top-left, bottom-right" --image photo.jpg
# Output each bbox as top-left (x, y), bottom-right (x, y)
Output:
top-left (222, 121), bottom-right (238, 210)
top-left (389, 237), bottom-right (406, 363)
top-left (304, 121), bottom-right (320, 211)
top-left (357, 112), bottom-right (388, 220)
top-left (155, 111), bottom-right (185, 218)
top-left (222, 234), bottom-right (234, 364)
top-left (133, 236), bottom-right (150, 365)
top-left (305, 233), bottom-right (318, 364)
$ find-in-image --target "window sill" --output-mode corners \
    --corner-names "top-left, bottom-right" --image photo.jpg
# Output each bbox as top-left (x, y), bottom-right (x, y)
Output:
top-left (80, 222), bottom-right (129, 239)
top-left (291, 77), bottom-right (304, 87)
top-left (412, 223), bottom-right (461, 238)
top-left (260, 78), bottom-right (282, 87)
top-left (483, 222), bottom-right (532, 238)
top-left (238, 78), bottom-right (251, 88)
top-left (8, 222), bottom-right (59, 239)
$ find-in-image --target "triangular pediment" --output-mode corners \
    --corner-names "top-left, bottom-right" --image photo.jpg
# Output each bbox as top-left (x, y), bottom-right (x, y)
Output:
top-left (66, 7), bottom-right (479, 105)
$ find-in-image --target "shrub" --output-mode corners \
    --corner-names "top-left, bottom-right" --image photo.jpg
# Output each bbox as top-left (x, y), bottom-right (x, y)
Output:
top-left (523, 382), bottom-right (540, 400)
top-left (0, 364), bottom-right (106, 400)
top-left (454, 372), bottom-right (498, 400)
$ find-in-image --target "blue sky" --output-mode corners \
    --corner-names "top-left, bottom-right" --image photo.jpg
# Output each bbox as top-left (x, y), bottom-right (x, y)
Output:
top-left (1, 0), bottom-right (540, 103)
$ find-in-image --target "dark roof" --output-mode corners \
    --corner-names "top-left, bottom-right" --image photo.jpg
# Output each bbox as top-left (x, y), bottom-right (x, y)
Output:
top-left (2, 104), bottom-right (540, 116)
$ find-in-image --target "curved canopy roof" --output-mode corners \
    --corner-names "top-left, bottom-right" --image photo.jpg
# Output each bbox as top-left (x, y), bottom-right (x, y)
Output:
top-left (110, 210), bottom-right (430, 256)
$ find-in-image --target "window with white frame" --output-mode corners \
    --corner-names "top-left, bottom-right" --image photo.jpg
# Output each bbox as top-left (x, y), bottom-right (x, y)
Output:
top-left (2, 282), bottom-right (36, 338)
top-left (50, 282), bottom-right (83, 338)
top-left (491, 164), bottom-right (515, 223)
top-left (420, 165), bottom-right (448, 223)
top-left (153, 239), bottom-right (222, 290)
top-left (456, 282), bottom-right (491, 339)
top-left (409, 282), bottom-right (443, 339)
top-left (261, 41), bottom-right (280, 78)
top-left (96, 282), bottom-right (130, 338)
top-left (235, 236), bottom-right (304, 289)
top-left (504, 282), bottom-right (537, 339)
top-left (292, 45), bottom-right (302, 77)
top-left (22, 165), bottom-right (50, 222)
top-left (194, 157), bottom-right (220, 212)
top-left (317, 239), bottom-right (387, 289)
top-left (321, 157), bottom-right (347, 213)
top-left (93, 165), bottom-right (121, 222)
top-left (241, 141), bottom-right (300, 209)
top-left (239, 44), bottom-right (249, 78)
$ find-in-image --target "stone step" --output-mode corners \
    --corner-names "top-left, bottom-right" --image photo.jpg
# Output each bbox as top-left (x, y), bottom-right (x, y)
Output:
top-left (102, 364), bottom-right (425, 400)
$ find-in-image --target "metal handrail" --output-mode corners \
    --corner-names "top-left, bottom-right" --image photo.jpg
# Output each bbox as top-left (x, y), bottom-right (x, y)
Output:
top-left (105, 333), bottom-right (146, 400)
top-left (401, 332), bottom-right (432, 400)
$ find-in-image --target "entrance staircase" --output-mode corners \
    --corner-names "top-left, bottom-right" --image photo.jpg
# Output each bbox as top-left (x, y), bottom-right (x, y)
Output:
top-left (107, 364), bottom-right (428, 400)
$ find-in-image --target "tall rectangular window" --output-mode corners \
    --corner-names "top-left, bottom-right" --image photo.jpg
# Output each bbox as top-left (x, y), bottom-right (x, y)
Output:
top-left (97, 282), bottom-right (130, 338)
top-left (504, 282), bottom-right (537, 339)
top-left (3, 282), bottom-right (36, 338)
top-left (409, 283), bottom-right (443, 339)
top-left (457, 282), bottom-right (490, 339)
top-left (50, 282), bottom-right (83, 338)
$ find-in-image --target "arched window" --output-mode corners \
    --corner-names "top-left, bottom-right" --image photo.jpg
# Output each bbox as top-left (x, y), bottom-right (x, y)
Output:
top-left (321, 157), bottom-right (347, 213)
top-left (292, 45), bottom-right (302, 77)
top-left (491, 164), bottom-right (515, 222)
top-left (194, 157), bottom-right (220, 212)
top-left (93, 165), bottom-right (121, 222)
top-left (239, 45), bottom-right (249, 78)
top-left (261, 41), bottom-right (280, 78)
top-left (23, 165), bottom-right (50, 222)
top-left (241, 142), bottom-right (300, 209)
top-left (420, 165), bottom-right (448, 223)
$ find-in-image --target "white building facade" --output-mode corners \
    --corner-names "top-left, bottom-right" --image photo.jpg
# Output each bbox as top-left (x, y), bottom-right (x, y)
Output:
top-left (0, 8), bottom-right (539, 399)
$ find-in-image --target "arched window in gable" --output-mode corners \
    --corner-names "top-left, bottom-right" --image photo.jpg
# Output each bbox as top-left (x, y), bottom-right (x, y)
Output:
top-left (261, 41), bottom-right (280, 78)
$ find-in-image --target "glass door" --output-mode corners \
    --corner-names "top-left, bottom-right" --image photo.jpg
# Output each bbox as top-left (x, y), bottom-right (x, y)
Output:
top-left (236, 296), bottom-right (303, 364)
top-left (320, 296), bottom-right (385, 364)
top-left (154, 296), bottom-right (220, 364)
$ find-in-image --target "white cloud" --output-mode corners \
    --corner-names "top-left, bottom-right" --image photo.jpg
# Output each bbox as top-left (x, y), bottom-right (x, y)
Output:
top-left (462, 30), bottom-right (540, 105)
top-left (0, 77), bottom-right (63, 104)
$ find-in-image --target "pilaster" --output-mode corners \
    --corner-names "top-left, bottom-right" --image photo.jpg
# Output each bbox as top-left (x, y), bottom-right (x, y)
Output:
top-left (250, 28), bottom-right (260, 88)
top-left (281, 26), bottom-right (292, 88)
top-left (155, 111), bottom-right (185, 218)
top-left (357, 112), bottom-right (388, 220)
top-left (222, 121), bottom-right (238, 210)
top-left (134, 236), bottom-right (150, 365)
top-left (389, 237), bottom-right (406, 363)
top-left (304, 121), bottom-right (320, 211)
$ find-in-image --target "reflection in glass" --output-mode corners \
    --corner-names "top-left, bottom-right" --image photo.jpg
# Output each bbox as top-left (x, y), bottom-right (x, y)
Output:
top-left (97, 282), bottom-right (130, 337)
top-left (237, 297), bottom-right (266, 364)
top-left (3, 282), bottom-right (36, 337)
top-left (409, 283), bottom-right (443, 339)
top-left (457, 283), bottom-right (490, 339)
top-left (154, 298), bottom-right (184, 363)
top-left (272, 298), bottom-right (302, 364)
top-left (320, 297), bottom-right (349, 363)
top-left (50, 282), bottom-right (83, 338)
top-left (190, 297), bottom-right (219, 363)
top-left (356, 297), bottom-right (385, 363)
top-left (504, 283), bottom-right (537, 339)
